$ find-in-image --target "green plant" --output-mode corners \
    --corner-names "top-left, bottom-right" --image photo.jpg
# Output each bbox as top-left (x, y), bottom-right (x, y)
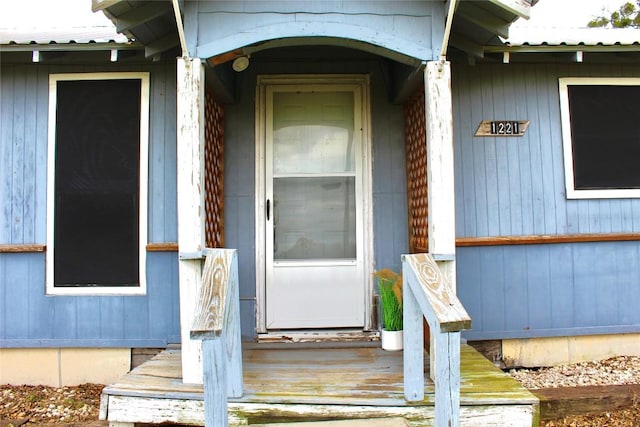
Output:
top-left (374, 269), bottom-right (403, 331)
top-left (63, 397), bottom-right (87, 410)
top-left (26, 393), bottom-right (42, 403)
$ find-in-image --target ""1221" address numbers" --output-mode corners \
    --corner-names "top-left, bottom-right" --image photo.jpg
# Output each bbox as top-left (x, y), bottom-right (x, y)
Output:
top-left (475, 120), bottom-right (530, 137)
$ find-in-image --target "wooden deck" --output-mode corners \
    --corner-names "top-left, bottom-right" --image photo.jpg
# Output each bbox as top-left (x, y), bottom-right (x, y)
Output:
top-left (100, 344), bottom-right (539, 426)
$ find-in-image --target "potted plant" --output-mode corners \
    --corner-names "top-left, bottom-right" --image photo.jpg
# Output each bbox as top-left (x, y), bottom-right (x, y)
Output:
top-left (374, 268), bottom-right (403, 351)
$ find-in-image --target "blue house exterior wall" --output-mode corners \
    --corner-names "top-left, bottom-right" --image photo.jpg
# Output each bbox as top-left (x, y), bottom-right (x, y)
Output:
top-left (453, 63), bottom-right (640, 340)
top-left (0, 252), bottom-right (180, 347)
top-left (0, 54), bottom-right (410, 345)
top-left (458, 243), bottom-right (640, 340)
top-left (3, 23), bottom-right (638, 348)
top-left (1, 0), bottom-right (439, 347)
top-left (0, 62), bottom-right (181, 347)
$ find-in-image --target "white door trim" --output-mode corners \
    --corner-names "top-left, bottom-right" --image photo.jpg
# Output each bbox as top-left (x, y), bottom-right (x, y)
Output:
top-left (254, 74), bottom-right (374, 334)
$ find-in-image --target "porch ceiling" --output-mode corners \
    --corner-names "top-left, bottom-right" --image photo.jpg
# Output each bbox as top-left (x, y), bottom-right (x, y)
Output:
top-left (92, 0), bottom-right (534, 61)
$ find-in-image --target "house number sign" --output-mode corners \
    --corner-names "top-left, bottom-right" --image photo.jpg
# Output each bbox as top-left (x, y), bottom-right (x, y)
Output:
top-left (475, 120), bottom-right (530, 137)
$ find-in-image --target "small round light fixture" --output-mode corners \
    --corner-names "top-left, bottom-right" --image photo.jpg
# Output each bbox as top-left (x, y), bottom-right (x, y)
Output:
top-left (232, 56), bottom-right (250, 72)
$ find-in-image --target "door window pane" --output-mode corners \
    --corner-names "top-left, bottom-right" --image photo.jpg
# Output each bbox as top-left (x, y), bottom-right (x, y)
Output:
top-left (274, 177), bottom-right (356, 260)
top-left (273, 92), bottom-right (354, 174)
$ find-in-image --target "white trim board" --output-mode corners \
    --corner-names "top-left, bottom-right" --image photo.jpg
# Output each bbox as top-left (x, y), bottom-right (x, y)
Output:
top-left (559, 77), bottom-right (640, 200)
top-left (46, 72), bottom-right (150, 296)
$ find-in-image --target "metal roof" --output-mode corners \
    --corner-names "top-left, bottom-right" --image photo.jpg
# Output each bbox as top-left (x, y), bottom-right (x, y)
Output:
top-left (15, 1), bottom-right (633, 62)
top-left (480, 26), bottom-right (640, 61)
top-left (0, 26), bottom-right (129, 45)
top-left (0, 0), bottom-right (544, 61)
top-left (0, 7), bottom-right (136, 57)
top-left (504, 26), bottom-right (640, 47)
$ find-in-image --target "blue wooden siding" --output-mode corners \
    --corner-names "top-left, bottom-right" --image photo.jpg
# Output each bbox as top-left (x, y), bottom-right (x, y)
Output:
top-left (186, 1), bottom-right (443, 62)
top-left (148, 64), bottom-right (179, 244)
top-left (458, 243), bottom-right (640, 340)
top-left (1, 65), bottom-right (48, 245)
top-left (5, 53), bottom-right (637, 347)
top-left (453, 63), bottom-right (640, 340)
top-left (0, 62), bottom-right (180, 347)
top-left (1, 54), bottom-right (410, 345)
top-left (0, 252), bottom-right (180, 347)
top-left (453, 63), bottom-right (640, 238)
top-left (224, 53), bottom-right (409, 338)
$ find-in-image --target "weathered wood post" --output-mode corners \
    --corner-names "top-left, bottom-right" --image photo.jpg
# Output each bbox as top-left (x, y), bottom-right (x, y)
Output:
top-left (424, 59), bottom-right (457, 381)
top-left (403, 268), bottom-right (424, 402)
top-left (403, 253), bottom-right (471, 427)
top-left (191, 249), bottom-right (243, 427)
top-left (177, 56), bottom-right (206, 385)
top-left (425, 60), bottom-right (455, 262)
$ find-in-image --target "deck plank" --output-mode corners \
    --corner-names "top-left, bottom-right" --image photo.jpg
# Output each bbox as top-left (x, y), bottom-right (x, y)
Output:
top-left (241, 347), bottom-right (409, 405)
top-left (102, 344), bottom-right (538, 425)
top-left (104, 345), bottom-right (536, 405)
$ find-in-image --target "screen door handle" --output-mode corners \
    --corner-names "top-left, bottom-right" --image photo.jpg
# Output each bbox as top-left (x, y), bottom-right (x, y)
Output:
top-left (266, 199), bottom-right (270, 221)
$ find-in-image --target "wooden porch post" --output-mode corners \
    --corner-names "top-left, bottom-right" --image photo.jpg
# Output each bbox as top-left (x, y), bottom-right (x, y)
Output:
top-left (177, 56), bottom-right (206, 384)
top-left (424, 60), bottom-right (456, 380)
top-left (425, 60), bottom-right (455, 264)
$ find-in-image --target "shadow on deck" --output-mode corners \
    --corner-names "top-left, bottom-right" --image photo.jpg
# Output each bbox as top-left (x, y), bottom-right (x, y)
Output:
top-left (100, 344), bottom-right (539, 426)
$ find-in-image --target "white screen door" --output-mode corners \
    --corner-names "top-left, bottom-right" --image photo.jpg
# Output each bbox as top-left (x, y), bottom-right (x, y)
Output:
top-left (264, 83), bottom-right (367, 329)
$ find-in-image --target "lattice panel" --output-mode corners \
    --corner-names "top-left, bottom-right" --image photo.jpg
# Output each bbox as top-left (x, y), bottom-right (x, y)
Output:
top-left (204, 89), bottom-right (225, 248)
top-left (404, 89), bottom-right (428, 253)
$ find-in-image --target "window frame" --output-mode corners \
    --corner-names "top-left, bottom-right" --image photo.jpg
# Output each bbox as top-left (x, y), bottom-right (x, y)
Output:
top-left (559, 77), bottom-right (640, 199)
top-left (46, 72), bottom-right (150, 296)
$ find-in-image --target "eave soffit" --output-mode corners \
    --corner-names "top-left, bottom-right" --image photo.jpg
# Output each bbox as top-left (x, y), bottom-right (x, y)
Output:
top-left (448, 0), bottom-right (535, 60)
top-left (92, 0), bottom-right (181, 60)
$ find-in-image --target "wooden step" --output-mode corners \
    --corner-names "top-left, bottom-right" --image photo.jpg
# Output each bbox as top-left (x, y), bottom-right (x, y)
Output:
top-left (253, 418), bottom-right (410, 426)
top-left (101, 346), bottom-right (538, 426)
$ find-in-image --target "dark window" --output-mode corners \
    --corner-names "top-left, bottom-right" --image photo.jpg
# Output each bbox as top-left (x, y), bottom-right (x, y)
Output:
top-left (568, 85), bottom-right (640, 190)
top-left (54, 79), bottom-right (141, 287)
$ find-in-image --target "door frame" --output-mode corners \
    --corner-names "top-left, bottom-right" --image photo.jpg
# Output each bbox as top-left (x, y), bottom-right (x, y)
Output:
top-left (255, 74), bottom-right (374, 335)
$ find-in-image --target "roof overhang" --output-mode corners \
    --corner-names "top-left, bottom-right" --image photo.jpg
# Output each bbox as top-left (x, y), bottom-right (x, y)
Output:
top-left (88, 0), bottom-right (538, 101)
top-left (92, 0), bottom-right (537, 62)
top-left (447, 0), bottom-right (536, 59)
top-left (92, 0), bottom-right (181, 60)
top-left (0, 41), bottom-right (142, 53)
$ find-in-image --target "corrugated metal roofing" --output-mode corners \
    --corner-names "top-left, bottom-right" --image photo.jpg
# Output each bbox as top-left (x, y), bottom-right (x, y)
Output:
top-left (0, 26), bottom-right (129, 45)
top-left (503, 26), bottom-right (640, 47)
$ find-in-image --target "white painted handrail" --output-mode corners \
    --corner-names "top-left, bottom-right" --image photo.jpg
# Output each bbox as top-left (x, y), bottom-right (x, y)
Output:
top-left (402, 253), bottom-right (472, 427)
top-left (190, 248), bottom-right (243, 427)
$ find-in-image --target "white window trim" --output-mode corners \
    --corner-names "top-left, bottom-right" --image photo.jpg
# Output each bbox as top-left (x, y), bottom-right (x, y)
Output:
top-left (46, 72), bottom-right (150, 296)
top-left (559, 77), bottom-right (640, 199)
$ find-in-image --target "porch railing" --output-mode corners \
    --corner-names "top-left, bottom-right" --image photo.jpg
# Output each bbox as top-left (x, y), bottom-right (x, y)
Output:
top-left (402, 253), bottom-right (472, 427)
top-left (190, 249), bottom-right (469, 426)
top-left (190, 248), bottom-right (243, 427)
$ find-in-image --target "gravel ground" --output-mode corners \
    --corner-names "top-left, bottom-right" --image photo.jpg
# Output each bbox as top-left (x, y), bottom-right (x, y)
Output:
top-left (0, 383), bottom-right (104, 426)
top-left (1, 355), bottom-right (639, 426)
top-left (509, 355), bottom-right (640, 389)
top-left (541, 406), bottom-right (640, 427)
top-left (509, 355), bottom-right (640, 426)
